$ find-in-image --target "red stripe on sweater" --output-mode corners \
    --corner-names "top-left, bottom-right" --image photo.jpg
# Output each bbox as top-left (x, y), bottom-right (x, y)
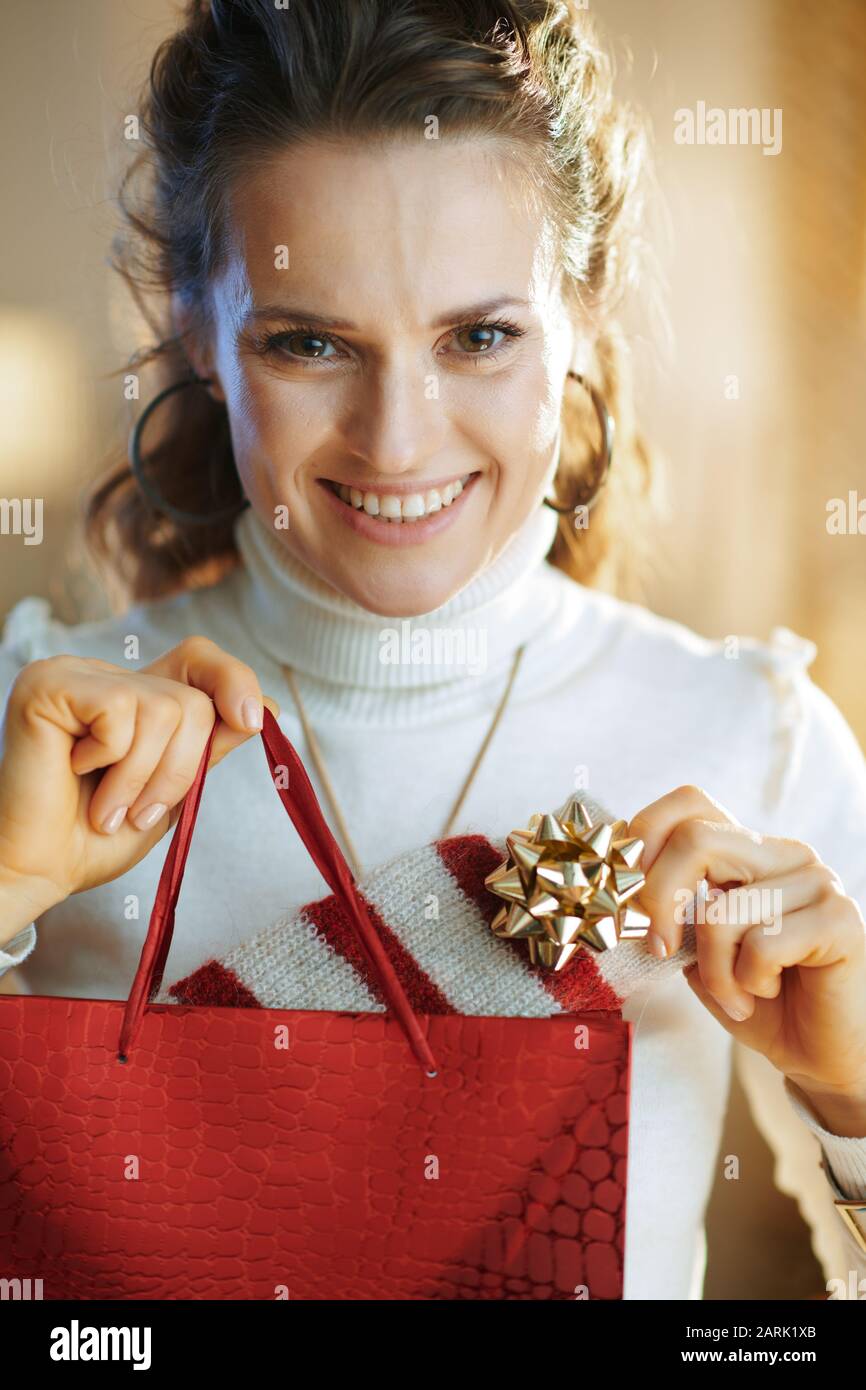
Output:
top-left (542, 950), bottom-right (623, 1014)
top-left (435, 833), bottom-right (623, 1015)
top-left (435, 834), bottom-right (505, 924)
top-left (168, 960), bottom-right (261, 1008)
top-left (302, 890), bottom-right (456, 1016)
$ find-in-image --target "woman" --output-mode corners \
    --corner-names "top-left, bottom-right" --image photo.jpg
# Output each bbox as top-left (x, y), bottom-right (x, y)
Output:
top-left (1, 0), bottom-right (865, 1300)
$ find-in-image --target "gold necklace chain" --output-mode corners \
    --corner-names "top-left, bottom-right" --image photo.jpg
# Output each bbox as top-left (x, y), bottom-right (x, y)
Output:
top-left (280, 643), bottom-right (527, 881)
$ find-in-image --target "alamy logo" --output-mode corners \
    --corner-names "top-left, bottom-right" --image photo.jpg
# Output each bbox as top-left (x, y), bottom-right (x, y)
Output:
top-left (49, 1320), bottom-right (152, 1371)
top-left (0, 1276), bottom-right (43, 1299)
top-left (378, 620), bottom-right (488, 675)
top-left (0, 497), bottom-right (43, 545)
top-left (674, 102), bottom-right (782, 156)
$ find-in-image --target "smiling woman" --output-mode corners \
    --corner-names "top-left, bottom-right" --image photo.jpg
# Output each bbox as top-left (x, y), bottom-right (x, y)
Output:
top-left (88, 0), bottom-right (652, 609)
top-left (1, 0), bottom-right (866, 1312)
top-left (192, 135), bottom-right (575, 612)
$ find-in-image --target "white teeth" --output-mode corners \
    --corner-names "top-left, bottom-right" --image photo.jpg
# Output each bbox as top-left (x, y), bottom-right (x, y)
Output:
top-left (332, 474), bottom-right (472, 520)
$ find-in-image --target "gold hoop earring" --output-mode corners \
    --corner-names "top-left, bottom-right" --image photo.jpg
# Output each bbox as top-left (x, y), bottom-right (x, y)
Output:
top-left (543, 370), bottom-right (614, 515)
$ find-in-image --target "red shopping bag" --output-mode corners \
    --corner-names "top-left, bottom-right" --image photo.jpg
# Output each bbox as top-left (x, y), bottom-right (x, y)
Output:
top-left (0, 709), bottom-right (632, 1301)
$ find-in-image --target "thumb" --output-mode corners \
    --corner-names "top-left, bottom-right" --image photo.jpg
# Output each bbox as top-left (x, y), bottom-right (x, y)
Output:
top-left (205, 694), bottom-right (281, 769)
top-left (166, 695), bottom-right (281, 830)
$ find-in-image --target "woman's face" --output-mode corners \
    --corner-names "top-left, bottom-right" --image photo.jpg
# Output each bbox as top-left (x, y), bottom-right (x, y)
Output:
top-left (196, 136), bottom-right (581, 616)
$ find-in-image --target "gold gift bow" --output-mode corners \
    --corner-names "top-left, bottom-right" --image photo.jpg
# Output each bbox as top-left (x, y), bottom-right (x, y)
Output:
top-left (484, 794), bottom-right (652, 971)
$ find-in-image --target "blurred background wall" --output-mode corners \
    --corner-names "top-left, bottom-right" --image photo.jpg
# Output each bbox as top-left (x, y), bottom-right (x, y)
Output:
top-left (1, 0), bottom-right (864, 1299)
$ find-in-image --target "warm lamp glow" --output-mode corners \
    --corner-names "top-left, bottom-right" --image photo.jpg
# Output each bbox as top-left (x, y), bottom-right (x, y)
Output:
top-left (0, 310), bottom-right (87, 491)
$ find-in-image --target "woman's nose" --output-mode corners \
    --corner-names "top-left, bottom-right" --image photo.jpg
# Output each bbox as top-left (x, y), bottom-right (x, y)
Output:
top-left (338, 363), bottom-right (447, 476)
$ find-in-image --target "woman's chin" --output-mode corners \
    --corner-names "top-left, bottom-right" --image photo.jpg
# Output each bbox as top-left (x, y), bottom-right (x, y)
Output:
top-left (335, 572), bottom-right (470, 618)
top-left (274, 506), bottom-right (489, 615)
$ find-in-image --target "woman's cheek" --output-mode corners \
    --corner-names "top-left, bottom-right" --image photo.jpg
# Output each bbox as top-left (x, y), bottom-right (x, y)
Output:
top-left (218, 365), bottom-right (267, 463)
top-left (224, 378), bottom-right (291, 493)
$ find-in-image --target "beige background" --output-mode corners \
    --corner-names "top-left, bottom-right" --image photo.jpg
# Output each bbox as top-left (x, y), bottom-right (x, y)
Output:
top-left (2, 0), bottom-right (865, 1298)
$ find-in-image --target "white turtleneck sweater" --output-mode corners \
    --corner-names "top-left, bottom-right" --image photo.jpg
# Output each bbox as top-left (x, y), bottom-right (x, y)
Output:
top-left (2, 502), bottom-right (866, 1301)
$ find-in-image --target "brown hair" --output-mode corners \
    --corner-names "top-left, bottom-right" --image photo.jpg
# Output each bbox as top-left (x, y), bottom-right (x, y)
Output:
top-left (89, 0), bottom-right (656, 602)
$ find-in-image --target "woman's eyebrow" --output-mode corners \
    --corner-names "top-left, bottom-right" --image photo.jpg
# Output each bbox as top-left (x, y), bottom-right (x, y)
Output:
top-left (430, 297), bottom-right (531, 327)
top-left (244, 296), bottom-right (531, 331)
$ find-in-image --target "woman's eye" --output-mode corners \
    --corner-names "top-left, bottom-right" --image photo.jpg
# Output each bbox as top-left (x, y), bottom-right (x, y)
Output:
top-left (269, 332), bottom-right (338, 360)
top-left (452, 324), bottom-right (507, 354)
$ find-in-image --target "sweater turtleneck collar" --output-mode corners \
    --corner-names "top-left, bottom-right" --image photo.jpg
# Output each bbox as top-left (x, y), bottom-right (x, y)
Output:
top-left (233, 501), bottom-right (564, 692)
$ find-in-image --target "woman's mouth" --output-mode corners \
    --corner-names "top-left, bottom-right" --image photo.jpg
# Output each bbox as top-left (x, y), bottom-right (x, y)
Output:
top-left (318, 472), bottom-right (480, 545)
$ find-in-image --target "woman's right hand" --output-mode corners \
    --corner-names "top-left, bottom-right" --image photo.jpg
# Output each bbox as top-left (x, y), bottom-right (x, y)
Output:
top-left (0, 637), bottom-right (280, 934)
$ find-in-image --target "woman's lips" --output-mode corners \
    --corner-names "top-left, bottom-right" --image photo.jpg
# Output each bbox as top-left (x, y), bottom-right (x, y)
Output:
top-left (317, 473), bottom-right (480, 546)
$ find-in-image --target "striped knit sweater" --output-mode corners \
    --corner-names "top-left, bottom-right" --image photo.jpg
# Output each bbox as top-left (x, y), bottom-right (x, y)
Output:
top-left (161, 827), bottom-right (699, 1018)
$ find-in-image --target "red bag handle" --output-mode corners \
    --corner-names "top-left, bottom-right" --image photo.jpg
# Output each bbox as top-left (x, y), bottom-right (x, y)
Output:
top-left (118, 706), bottom-right (439, 1077)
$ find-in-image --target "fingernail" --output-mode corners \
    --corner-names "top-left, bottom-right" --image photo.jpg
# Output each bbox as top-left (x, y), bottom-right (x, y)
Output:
top-left (242, 698), bottom-right (263, 731)
top-left (131, 802), bottom-right (167, 830)
top-left (714, 996), bottom-right (749, 1022)
top-left (101, 806), bottom-right (127, 834)
top-left (646, 931), bottom-right (668, 959)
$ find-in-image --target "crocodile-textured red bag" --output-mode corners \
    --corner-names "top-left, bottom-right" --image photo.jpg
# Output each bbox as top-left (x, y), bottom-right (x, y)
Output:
top-left (0, 709), bottom-right (632, 1301)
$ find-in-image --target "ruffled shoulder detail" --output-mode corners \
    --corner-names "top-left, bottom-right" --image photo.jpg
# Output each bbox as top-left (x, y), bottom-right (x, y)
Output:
top-left (742, 626), bottom-right (819, 811)
top-left (758, 625), bottom-right (817, 677)
top-left (1, 596), bottom-right (63, 666)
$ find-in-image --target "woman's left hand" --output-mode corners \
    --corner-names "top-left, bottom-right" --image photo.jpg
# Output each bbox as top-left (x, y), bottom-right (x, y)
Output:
top-left (627, 786), bottom-right (866, 1136)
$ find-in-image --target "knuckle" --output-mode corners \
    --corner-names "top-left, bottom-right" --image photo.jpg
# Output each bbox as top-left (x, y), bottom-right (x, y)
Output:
top-left (821, 882), bottom-right (862, 935)
top-left (735, 957), bottom-right (776, 997)
top-left (842, 898), bottom-right (866, 943)
top-left (787, 836), bottom-right (820, 865)
top-left (9, 654), bottom-right (67, 701)
top-left (117, 768), bottom-right (151, 800)
top-left (674, 785), bottom-right (720, 815)
top-left (187, 686), bottom-right (216, 722)
top-left (182, 687), bottom-right (217, 729)
top-left (669, 817), bottom-right (708, 854)
top-left (226, 656), bottom-right (258, 686)
top-left (142, 692), bottom-right (183, 734)
top-left (739, 930), bottom-right (771, 963)
top-left (674, 783), bottom-right (709, 804)
top-left (108, 685), bottom-right (138, 722)
top-left (177, 635), bottom-right (217, 661)
top-left (6, 664), bottom-right (38, 711)
top-left (626, 810), bottom-right (649, 841)
top-left (76, 680), bottom-right (137, 726)
top-left (22, 654), bottom-right (61, 681)
top-left (809, 862), bottom-right (841, 899)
